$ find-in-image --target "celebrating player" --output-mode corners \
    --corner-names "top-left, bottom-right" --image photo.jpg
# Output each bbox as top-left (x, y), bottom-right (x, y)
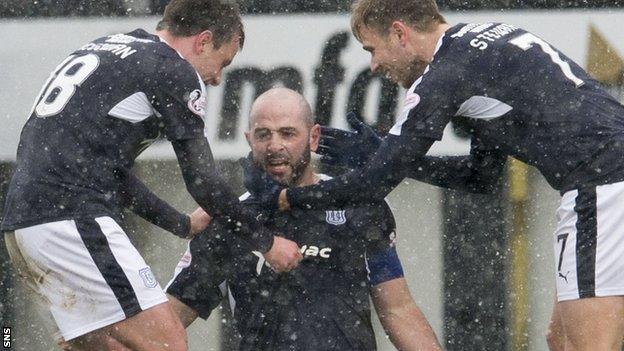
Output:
top-left (0, 0), bottom-right (301, 350)
top-left (166, 87), bottom-right (442, 350)
top-left (244, 0), bottom-right (624, 349)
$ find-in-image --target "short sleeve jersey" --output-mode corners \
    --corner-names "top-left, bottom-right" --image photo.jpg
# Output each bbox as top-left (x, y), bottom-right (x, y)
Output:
top-left (167, 181), bottom-right (404, 351)
top-left (392, 23), bottom-right (624, 193)
top-left (2, 29), bottom-right (207, 230)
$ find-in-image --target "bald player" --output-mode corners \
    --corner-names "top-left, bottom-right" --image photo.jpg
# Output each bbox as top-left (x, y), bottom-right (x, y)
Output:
top-left (166, 88), bottom-right (442, 350)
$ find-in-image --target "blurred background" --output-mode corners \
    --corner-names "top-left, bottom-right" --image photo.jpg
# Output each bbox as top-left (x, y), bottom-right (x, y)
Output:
top-left (1, 0), bottom-right (624, 350)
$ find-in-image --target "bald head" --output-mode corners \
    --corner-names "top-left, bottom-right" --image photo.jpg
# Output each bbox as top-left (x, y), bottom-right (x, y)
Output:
top-left (245, 87), bottom-right (320, 187)
top-left (248, 88), bottom-right (313, 130)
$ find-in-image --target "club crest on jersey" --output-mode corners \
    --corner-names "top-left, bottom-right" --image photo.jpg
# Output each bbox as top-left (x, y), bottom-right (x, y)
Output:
top-left (325, 210), bottom-right (346, 225)
top-left (139, 267), bottom-right (158, 288)
top-left (186, 89), bottom-right (205, 116)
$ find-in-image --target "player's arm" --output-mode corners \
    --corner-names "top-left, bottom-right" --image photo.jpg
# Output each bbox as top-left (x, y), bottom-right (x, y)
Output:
top-left (317, 113), bottom-right (505, 195)
top-left (365, 202), bottom-right (442, 350)
top-left (171, 137), bottom-right (273, 251)
top-left (118, 170), bottom-right (210, 238)
top-left (150, 62), bottom-right (273, 251)
top-left (371, 278), bottom-right (442, 351)
top-left (407, 141), bottom-right (506, 194)
top-left (283, 93), bottom-right (455, 211)
top-left (281, 64), bottom-right (464, 211)
top-left (283, 133), bottom-right (433, 210)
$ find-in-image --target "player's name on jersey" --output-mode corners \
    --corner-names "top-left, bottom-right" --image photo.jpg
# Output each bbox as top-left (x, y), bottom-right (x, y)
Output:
top-left (450, 23), bottom-right (519, 50)
top-left (79, 42), bottom-right (138, 59)
top-left (78, 33), bottom-right (155, 60)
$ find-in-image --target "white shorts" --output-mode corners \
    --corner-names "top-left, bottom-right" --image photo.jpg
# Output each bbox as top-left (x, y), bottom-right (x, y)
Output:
top-left (555, 181), bottom-right (624, 301)
top-left (7, 216), bottom-right (168, 341)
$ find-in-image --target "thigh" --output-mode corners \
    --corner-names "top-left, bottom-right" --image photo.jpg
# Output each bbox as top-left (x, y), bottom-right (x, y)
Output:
top-left (13, 217), bottom-right (168, 342)
top-left (168, 294), bottom-right (199, 328)
top-left (61, 334), bottom-right (130, 351)
top-left (67, 302), bottom-right (187, 351)
top-left (559, 296), bottom-right (624, 351)
top-left (5, 231), bottom-right (64, 341)
top-left (547, 300), bottom-right (566, 351)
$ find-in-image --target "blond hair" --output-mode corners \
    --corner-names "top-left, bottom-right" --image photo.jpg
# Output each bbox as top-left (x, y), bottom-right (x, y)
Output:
top-left (351, 0), bottom-right (446, 41)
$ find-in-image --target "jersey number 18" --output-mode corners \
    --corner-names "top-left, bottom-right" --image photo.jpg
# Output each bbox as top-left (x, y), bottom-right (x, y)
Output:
top-left (33, 54), bottom-right (100, 118)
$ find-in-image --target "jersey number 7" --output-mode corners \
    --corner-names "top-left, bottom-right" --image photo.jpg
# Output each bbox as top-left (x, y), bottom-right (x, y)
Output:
top-left (510, 33), bottom-right (584, 88)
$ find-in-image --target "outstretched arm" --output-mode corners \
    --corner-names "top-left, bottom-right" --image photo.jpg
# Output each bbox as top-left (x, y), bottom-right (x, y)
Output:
top-left (297, 114), bottom-right (505, 211)
top-left (285, 134), bottom-right (435, 210)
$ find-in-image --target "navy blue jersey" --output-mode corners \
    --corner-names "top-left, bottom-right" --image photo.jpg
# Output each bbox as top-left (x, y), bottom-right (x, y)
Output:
top-left (167, 186), bottom-right (403, 351)
top-left (393, 23), bottom-right (624, 193)
top-left (2, 29), bottom-right (206, 230)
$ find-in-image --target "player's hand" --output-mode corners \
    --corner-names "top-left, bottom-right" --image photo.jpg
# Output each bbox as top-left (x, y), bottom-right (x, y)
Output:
top-left (263, 236), bottom-right (303, 272)
top-left (239, 153), bottom-right (283, 212)
top-left (317, 111), bottom-right (382, 169)
top-left (187, 207), bottom-right (211, 238)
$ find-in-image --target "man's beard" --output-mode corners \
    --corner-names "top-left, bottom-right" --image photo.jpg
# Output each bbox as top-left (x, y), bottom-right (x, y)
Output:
top-left (400, 57), bottom-right (430, 88)
top-left (289, 143), bottom-right (311, 187)
top-left (260, 143), bottom-right (311, 187)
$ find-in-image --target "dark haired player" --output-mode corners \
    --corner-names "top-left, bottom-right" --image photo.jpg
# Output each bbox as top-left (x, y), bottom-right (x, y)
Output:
top-left (1, 1), bottom-right (301, 349)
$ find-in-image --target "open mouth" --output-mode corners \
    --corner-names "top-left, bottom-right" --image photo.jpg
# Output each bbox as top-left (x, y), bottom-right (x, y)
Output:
top-left (265, 157), bottom-right (291, 174)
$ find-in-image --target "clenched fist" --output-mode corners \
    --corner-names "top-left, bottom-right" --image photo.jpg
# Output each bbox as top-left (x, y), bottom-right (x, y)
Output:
top-left (188, 207), bottom-right (212, 238)
top-left (263, 236), bottom-right (303, 272)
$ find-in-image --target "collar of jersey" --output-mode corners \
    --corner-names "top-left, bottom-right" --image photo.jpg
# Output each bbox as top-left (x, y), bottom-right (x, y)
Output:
top-left (153, 33), bottom-right (207, 88)
top-left (435, 23), bottom-right (465, 59)
top-left (155, 35), bottom-right (186, 60)
top-left (405, 23), bottom-right (463, 94)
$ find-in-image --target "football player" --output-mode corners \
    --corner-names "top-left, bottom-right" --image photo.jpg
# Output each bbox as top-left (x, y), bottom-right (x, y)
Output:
top-left (253, 1), bottom-right (624, 349)
top-left (167, 88), bottom-right (442, 350)
top-left (1, 1), bottom-right (301, 349)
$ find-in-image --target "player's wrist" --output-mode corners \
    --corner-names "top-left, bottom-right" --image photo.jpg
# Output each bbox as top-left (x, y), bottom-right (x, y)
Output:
top-left (177, 214), bottom-right (192, 239)
top-left (255, 230), bottom-right (275, 254)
